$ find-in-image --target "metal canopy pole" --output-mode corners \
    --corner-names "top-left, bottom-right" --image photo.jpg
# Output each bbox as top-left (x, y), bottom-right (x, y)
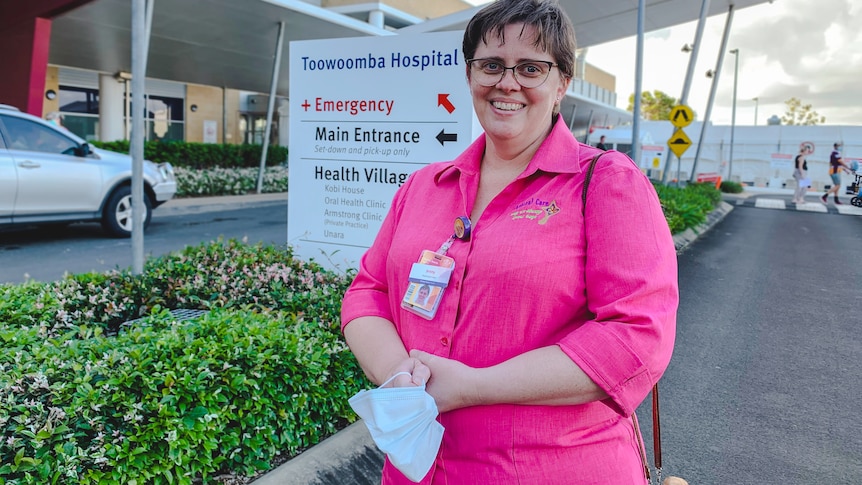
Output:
top-left (661, 0), bottom-right (710, 185)
top-left (567, 104), bottom-right (578, 132)
top-left (690, 4), bottom-right (735, 183)
top-left (753, 96), bottom-right (759, 125)
top-left (257, 21), bottom-right (286, 193)
top-left (131, 0), bottom-right (152, 275)
top-left (143, 0), bottom-right (153, 62)
top-left (728, 49), bottom-right (739, 182)
top-left (631, 0), bottom-right (645, 166)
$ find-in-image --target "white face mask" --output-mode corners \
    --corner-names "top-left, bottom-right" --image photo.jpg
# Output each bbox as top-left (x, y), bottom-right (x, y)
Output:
top-left (349, 372), bottom-right (444, 482)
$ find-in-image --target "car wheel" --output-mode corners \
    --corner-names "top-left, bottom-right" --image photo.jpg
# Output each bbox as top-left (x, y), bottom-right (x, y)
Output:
top-left (101, 186), bottom-right (153, 237)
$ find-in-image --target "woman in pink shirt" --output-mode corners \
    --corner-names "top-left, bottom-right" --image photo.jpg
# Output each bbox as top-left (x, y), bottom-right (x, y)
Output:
top-left (341, 0), bottom-right (679, 483)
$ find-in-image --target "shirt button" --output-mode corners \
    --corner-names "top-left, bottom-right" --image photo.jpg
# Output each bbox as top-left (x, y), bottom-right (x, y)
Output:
top-left (440, 337), bottom-right (449, 346)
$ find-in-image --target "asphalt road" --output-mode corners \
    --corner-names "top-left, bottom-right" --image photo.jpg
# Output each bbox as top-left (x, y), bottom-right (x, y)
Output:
top-left (0, 198), bottom-right (288, 284)
top-left (635, 199), bottom-right (862, 484)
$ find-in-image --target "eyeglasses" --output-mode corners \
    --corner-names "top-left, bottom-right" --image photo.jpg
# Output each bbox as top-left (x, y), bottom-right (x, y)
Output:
top-left (467, 58), bottom-right (557, 88)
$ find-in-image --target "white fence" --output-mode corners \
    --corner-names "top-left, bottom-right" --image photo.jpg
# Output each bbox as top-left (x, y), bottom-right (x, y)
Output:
top-left (591, 122), bottom-right (862, 191)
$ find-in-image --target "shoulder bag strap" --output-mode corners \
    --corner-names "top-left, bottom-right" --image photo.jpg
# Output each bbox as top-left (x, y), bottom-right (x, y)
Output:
top-left (581, 152), bottom-right (603, 211)
top-left (581, 151), bottom-right (661, 484)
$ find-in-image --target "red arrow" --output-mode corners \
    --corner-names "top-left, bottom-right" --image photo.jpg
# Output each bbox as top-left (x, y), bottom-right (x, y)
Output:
top-left (438, 93), bottom-right (455, 114)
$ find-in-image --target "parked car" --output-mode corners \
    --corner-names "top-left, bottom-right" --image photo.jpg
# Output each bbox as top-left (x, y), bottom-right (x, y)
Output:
top-left (0, 104), bottom-right (176, 237)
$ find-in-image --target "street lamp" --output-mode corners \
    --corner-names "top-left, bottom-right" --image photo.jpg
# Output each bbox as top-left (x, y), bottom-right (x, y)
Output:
top-left (752, 97), bottom-right (759, 125)
top-left (729, 49), bottom-right (739, 182)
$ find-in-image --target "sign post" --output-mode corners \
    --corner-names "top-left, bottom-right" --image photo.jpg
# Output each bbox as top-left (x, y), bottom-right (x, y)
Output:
top-left (288, 32), bottom-right (475, 269)
top-left (669, 105), bottom-right (693, 129)
top-left (668, 128), bottom-right (692, 159)
top-left (667, 104), bottom-right (693, 183)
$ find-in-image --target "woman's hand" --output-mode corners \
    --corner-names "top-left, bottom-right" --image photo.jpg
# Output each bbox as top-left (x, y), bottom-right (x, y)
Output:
top-left (409, 349), bottom-right (479, 413)
top-left (382, 356), bottom-right (432, 388)
top-left (411, 346), bottom-right (609, 411)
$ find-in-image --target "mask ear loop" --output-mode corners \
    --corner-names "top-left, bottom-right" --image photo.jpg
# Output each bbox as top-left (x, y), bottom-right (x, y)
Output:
top-left (379, 371), bottom-right (413, 388)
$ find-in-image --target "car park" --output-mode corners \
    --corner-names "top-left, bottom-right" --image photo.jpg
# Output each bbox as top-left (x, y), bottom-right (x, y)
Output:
top-left (0, 104), bottom-right (176, 237)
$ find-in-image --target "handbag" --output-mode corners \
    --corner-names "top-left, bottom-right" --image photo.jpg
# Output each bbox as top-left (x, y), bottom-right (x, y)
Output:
top-left (582, 152), bottom-right (688, 485)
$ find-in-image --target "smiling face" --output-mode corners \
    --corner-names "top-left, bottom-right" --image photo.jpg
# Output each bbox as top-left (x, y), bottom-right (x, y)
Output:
top-left (469, 23), bottom-right (569, 154)
top-left (417, 285), bottom-right (430, 303)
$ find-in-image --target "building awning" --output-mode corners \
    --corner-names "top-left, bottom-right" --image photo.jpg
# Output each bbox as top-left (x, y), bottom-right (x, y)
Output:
top-left (49, 0), bottom-right (773, 98)
top-left (400, 0), bottom-right (771, 47)
top-left (49, 0), bottom-right (392, 96)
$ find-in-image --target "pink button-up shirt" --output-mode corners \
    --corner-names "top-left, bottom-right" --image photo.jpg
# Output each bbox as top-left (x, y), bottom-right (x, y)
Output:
top-left (342, 118), bottom-right (678, 484)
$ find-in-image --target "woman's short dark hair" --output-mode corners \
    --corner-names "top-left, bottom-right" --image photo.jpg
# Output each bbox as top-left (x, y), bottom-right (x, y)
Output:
top-left (463, 0), bottom-right (576, 80)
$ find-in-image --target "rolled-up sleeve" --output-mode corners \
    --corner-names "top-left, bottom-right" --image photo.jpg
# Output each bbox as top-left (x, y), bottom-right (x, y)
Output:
top-left (557, 161), bottom-right (678, 416)
top-left (340, 175), bottom-right (415, 332)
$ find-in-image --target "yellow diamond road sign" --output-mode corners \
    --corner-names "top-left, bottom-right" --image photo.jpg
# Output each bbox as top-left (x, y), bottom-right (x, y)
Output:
top-left (668, 128), bottom-right (692, 158)
top-left (669, 104), bottom-right (694, 128)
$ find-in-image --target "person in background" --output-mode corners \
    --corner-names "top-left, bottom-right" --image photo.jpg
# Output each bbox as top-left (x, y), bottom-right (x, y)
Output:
top-left (792, 144), bottom-right (812, 204)
top-left (596, 134), bottom-right (608, 150)
top-left (45, 111), bottom-right (67, 131)
top-left (340, 0), bottom-right (678, 483)
top-left (821, 142), bottom-right (851, 205)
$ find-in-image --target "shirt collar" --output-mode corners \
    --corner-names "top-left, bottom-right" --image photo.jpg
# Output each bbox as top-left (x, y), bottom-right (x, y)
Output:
top-left (432, 115), bottom-right (583, 185)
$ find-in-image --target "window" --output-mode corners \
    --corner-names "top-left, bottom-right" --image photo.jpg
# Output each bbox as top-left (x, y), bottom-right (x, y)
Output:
top-left (615, 143), bottom-right (633, 157)
top-left (240, 114), bottom-right (276, 145)
top-left (57, 85), bottom-right (186, 142)
top-left (143, 95), bottom-right (184, 141)
top-left (58, 86), bottom-right (99, 141)
top-left (59, 86), bottom-right (99, 114)
top-left (1, 116), bottom-right (79, 155)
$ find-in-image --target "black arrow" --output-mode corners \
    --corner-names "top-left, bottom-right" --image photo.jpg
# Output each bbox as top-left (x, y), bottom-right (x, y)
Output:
top-left (436, 129), bottom-right (457, 146)
top-left (673, 109), bottom-right (689, 123)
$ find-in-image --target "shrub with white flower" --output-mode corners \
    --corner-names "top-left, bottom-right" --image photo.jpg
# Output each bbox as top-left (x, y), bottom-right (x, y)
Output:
top-left (0, 239), bottom-right (365, 484)
top-left (174, 166), bottom-right (288, 198)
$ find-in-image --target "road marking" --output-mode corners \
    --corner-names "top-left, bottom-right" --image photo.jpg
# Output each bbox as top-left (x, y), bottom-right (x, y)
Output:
top-left (755, 198), bottom-right (786, 209)
top-left (744, 197), bottom-right (860, 215)
top-left (795, 202), bottom-right (828, 213)
top-left (836, 204), bottom-right (862, 216)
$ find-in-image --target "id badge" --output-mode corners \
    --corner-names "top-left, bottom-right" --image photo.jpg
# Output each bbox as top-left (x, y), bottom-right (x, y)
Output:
top-left (401, 250), bottom-right (454, 320)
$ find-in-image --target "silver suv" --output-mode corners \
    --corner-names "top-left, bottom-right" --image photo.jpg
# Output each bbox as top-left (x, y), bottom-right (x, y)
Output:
top-left (0, 105), bottom-right (176, 237)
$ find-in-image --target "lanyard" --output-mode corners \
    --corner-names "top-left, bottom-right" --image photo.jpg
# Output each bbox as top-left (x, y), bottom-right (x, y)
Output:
top-left (436, 216), bottom-right (471, 256)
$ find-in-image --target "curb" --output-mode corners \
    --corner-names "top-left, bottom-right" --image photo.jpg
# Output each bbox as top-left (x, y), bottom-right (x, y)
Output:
top-left (672, 201), bottom-right (734, 254)
top-left (251, 201), bottom-right (734, 484)
top-left (251, 422), bottom-right (383, 485)
top-left (157, 193), bottom-right (287, 216)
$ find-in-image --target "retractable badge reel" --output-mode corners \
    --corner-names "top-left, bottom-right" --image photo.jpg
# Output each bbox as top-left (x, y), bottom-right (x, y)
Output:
top-left (401, 217), bottom-right (471, 319)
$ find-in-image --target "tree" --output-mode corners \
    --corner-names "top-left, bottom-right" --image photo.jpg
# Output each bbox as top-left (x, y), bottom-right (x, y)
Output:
top-left (627, 90), bottom-right (679, 121)
top-left (781, 97), bottom-right (825, 125)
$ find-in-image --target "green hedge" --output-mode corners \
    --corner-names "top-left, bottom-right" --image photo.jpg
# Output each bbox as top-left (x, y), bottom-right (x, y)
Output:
top-left (653, 181), bottom-right (722, 234)
top-left (719, 180), bottom-right (744, 193)
top-left (0, 240), bottom-right (366, 484)
top-left (91, 141), bottom-right (289, 170)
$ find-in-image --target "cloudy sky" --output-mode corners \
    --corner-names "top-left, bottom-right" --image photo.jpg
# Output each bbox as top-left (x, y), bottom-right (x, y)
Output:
top-left (467, 0), bottom-right (862, 126)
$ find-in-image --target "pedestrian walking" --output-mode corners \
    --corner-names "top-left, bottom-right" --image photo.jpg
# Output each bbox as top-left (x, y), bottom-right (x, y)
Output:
top-left (792, 144), bottom-right (812, 204)
top-left (821, 142), bottom-right (851, 205)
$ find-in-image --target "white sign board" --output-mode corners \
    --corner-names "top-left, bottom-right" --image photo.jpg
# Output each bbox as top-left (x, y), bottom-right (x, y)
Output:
top-left (639, 145), bottom-right (665, 170)
top-left (770, 152), bottom-right (793, 169)
top-left (203, 120), bottom-right (218, 143)
top-left (288, 31), bottom-right (475, 269)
